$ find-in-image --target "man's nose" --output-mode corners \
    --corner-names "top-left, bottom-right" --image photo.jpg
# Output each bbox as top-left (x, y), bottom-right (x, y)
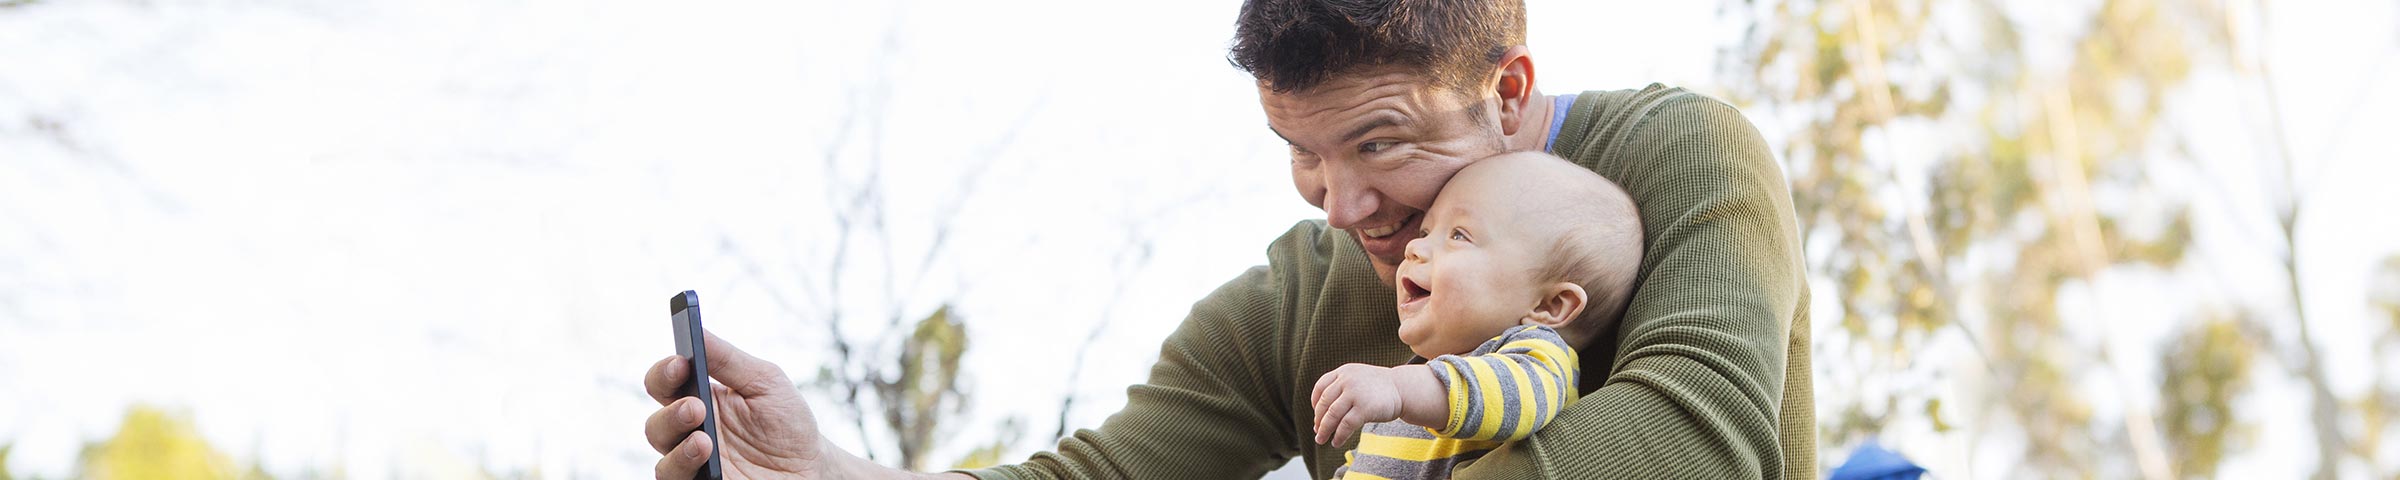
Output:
top-left (1319, 164), bottom-right (1379, 229)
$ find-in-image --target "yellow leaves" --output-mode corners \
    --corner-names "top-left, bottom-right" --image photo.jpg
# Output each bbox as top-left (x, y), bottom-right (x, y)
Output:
top-left (880, 304), bottom-right (973, 471)
top-left (79, 405), bottom-right (247, 480)
top-left (2157, 315), bottom-right (2257, 478)
top-left (1925, 397), bottom-right (1952, 433)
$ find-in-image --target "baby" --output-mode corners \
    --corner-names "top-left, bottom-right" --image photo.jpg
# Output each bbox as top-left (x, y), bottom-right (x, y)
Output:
top-left (1312, 151), bottom-right (1645, 479)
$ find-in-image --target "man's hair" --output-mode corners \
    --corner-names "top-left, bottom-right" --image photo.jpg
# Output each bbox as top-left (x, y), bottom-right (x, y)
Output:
top-left (1228, 0), bottom-right (1527, 94)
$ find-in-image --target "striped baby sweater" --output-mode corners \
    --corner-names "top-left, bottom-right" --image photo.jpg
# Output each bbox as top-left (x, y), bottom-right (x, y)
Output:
top-left (1332, 325), bottom-right (1581, 479)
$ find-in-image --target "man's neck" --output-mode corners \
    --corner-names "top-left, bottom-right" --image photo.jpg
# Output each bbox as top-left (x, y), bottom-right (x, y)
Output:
top-left (1504, 90), bottom-right (1557, 153)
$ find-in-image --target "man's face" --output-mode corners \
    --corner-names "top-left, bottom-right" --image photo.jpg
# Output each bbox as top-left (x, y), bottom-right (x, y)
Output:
top-left (1259, 67), bottom-right (1507, 285)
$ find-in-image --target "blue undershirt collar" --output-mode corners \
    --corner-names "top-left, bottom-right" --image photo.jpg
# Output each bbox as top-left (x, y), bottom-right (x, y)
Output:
top-left (1544, 94), bottom-right (1575, 152)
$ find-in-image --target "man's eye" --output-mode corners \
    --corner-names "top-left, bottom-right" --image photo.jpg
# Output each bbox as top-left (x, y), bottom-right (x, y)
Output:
top-left (1359, 141), bottom-right (1395, 154)
top-left (1289, 147), bottom-right (1319, 167)
top-left (1449, 228), bottom-right (1470, 242)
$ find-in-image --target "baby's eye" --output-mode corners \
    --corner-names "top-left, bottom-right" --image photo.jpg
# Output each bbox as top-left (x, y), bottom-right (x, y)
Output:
top-left (1417, 228), bottom-right (1430, 238)
top-left (1449, 228), bottom-right (1470, 242)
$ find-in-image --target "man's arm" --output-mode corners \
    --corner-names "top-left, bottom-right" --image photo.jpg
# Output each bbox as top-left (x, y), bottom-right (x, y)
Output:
top-left (1457, 87), bottom-right (1808, 479)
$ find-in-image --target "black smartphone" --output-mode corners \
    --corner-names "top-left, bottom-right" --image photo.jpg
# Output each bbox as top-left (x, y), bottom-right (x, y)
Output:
top-left (669, 290), bottom-right (723, 480)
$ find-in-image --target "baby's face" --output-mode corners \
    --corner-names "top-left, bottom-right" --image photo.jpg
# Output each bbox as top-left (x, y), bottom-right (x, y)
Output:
top-left (1392, 169), bottom-right (1557, 358)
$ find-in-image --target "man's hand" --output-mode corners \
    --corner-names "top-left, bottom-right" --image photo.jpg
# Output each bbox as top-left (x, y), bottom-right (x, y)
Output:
top-left (1310, 363), bottom-right (1447, 447)
top-left (644, 332), bottom-right (823, 479)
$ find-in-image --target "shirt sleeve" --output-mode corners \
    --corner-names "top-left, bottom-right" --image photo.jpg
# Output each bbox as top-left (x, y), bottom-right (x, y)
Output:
top-left (1454, 88), bottom-right (1809, 479)
top-left (1427, 325), bottom-right (1580, 442)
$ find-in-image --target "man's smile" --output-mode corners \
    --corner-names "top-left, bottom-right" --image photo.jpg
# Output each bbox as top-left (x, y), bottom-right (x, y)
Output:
top-left (1352, 211), bottom-right (1424, 261)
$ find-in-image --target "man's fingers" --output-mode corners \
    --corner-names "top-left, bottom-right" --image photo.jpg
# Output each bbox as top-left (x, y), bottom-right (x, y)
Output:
top-left (645, 355), bottom-right (690, 405)
top-left (645, 397), bottom-right (704, 454)
top-left (654, 431), bottom-right (711, 480)
top-left (702, 331), bottom-right (791, 396)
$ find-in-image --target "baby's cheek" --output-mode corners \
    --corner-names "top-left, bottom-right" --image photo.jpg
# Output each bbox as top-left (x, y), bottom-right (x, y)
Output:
top-left (1395, 317), bottom-right (1432, 346)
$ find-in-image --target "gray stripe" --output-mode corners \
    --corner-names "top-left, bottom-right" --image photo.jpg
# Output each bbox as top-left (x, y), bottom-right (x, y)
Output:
top-left (1524, 352), bottom-right (1550, 429)
top-left (1348, 449), bottom-right (1458, 479)
top-left (1366, 420), bottom-right (1439, 439)
top-left (1484, 355), bottom-right (1521, 439)
top-left (1343, 426), bottom-right (1505, 480)
top-left (1439, 356), bottom-right (1483, 437)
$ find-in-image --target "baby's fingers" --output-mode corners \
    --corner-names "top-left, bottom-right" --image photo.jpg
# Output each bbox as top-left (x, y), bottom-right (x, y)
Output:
top-left (1314, 395), bottom-right (1352, 445)
top-left (1315, 381), bottom-right (1353, 441)
top-left (1312, 370), bottom-right (1337, 409)
top-left (1331, 407), bottom-right (1369, 447)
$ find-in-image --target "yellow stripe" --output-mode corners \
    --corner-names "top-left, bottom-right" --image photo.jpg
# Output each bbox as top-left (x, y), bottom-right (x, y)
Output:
top-left (1507, 337), bottom-right (1577, 380)
top-left (1442, 361), bottom-right (1470, 435)
top-left (1467, 358), bottom-right (1504, 439)
top-left (1341, 472), bottom-right (1394, 480)
top-left (1501, 357), bottom-right (1538, 441)
top-left (1354, 431), bottom-right (1504, 462)
top-left (1535, 354), bottom-right (1562, 418)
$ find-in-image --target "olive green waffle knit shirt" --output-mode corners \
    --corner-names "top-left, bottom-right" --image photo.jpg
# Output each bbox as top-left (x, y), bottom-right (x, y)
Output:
top-left (968, 85), bottom-right (1815, 480)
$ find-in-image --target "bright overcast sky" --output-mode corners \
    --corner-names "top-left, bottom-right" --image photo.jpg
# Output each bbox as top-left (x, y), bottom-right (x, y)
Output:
top-left (1, 0), bottom-right (2394, 478)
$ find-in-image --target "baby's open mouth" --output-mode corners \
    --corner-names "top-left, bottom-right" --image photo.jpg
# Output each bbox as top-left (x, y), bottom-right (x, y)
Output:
top-left (1400, 276), bottom-right (1432, 304)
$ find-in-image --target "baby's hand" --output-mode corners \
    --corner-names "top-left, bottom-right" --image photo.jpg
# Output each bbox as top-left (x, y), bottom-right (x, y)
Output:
top-left (1311, 363), bottom-right (1407, 447)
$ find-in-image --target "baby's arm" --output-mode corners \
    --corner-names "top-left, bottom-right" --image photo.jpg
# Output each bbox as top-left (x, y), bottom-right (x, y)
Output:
top-left (1428, 325), bottom-right (1581, 442)
top-left (1310, 363), bottom-right (1449, 447)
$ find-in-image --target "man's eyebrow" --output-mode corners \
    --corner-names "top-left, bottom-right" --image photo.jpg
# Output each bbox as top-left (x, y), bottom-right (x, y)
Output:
top-left (1340, 116), bottom-right (1405, 145)
top-left (1266, 125), bottom-right (1297, 145)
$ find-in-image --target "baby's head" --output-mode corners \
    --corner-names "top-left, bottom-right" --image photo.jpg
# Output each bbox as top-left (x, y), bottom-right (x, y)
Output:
top-left (1392, 151), bottom-right (1644, 359)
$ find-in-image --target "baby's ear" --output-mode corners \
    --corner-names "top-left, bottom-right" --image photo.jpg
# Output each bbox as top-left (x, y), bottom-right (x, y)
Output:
top-left (1525, 281), bottom-right (1589, 330)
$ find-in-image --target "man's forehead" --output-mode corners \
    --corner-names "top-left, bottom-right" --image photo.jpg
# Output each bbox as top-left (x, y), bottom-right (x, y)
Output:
top-left (1259, 70), bottom-right (1448, 112)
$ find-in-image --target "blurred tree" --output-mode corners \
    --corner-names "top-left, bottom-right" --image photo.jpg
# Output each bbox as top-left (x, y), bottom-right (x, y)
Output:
top-left (949, 418), bottom-right (1025, 471)
top-left (876, 306), bottom-right (971, 471)
top-left (709, 7), bottom-right (1106, 469)
top-left (2157, 313), bottom-right (2256, 478)
top-left (75, 405), bottom-right (270, 480)
top-left (2225, 0), bottom-right (2387, 474)
top-left (2359, 256), bottom-right (2400, 472)
top-left (1722, 0), bottom-right (2231, 476)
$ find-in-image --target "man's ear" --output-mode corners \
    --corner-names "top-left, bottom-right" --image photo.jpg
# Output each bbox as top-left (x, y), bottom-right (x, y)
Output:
top-left (1489, 45), bottom-right (1537, 136)
top-left (1525, 280), bottom-right (1587, 331)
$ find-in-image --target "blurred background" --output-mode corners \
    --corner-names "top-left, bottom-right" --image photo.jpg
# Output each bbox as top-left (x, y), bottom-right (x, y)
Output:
top-left (1, 0), bottom-right (2395, 478)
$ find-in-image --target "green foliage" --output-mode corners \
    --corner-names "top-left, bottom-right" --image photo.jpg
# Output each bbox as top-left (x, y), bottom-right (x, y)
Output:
top-left (1724, 0), bottom-right (2227, 475)
top-left (2358, 257), bottom-right (2400, 471)
top-left (2157, 314), bottom-right (2256, 478)
top-left (875, 305), bottom-right (972, 471)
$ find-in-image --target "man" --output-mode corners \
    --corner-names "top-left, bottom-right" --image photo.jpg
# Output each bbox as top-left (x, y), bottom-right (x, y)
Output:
top-left (642, 0), bottom-right (1814, 478)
